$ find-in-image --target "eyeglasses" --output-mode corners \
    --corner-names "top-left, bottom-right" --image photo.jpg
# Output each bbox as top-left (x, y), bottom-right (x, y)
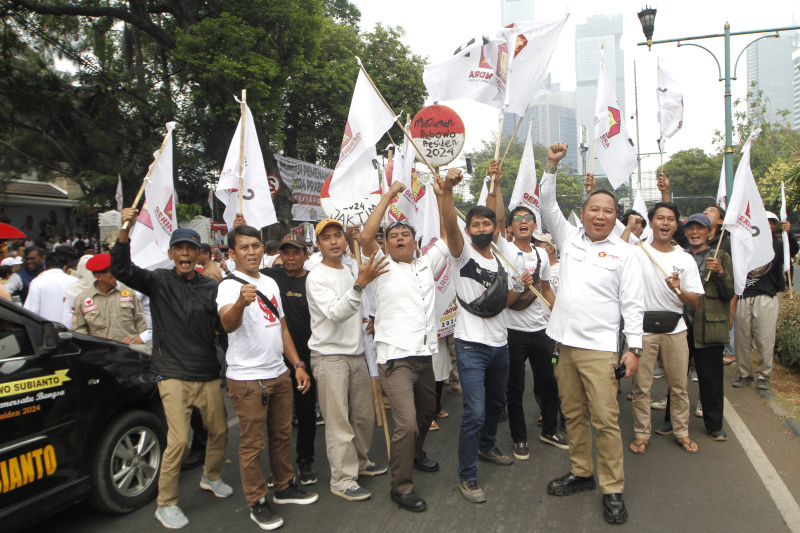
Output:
top-left (513, 214), bottom-right (534, 222)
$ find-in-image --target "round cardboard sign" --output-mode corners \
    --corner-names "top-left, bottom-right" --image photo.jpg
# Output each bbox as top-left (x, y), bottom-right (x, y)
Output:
top-left (268, 174), bottom-right (281, 196)
top-left (409, 105), bottom-right (465, 167)
top-left (319, 173), bottom-right (381, 228)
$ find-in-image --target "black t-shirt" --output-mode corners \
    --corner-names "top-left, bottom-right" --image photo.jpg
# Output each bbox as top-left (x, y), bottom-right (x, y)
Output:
top-left (261, 267), bottom-right (311, 358)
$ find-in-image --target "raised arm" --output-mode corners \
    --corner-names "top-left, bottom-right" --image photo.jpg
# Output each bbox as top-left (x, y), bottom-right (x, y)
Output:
top-left (361, 180), bottom-right (406, 257)
top-left (112, 207), bottom-right (156, 294)
top-left (539, 143), bottom-right (573, 249)
top-left (434, 168), bottom-right (465, 258)
top-left (657, 173), bottom-right (671, 202)
top-left (486, 160), bottom-right (504, 240)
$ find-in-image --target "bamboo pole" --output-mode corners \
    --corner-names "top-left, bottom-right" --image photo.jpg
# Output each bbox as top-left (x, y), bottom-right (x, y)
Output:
top-left (499, 116), bottom-right (524, 169)
top-left (657, 58), bottom-right (664, 172)
top-left (705, 232), bottom-right (725, 282)
top-left (355, 57), bottom-right (551, 309)
top-left (238, 89), bottom-right (247, 214)
top-left (636, 241), bottom-right (682, 294)
top-left (121, 123), bottom-right (176, 230)
top-left (489, 111), bottom-right (506, 194)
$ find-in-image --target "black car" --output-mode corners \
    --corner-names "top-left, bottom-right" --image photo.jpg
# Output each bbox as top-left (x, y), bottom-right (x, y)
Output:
top-left (0, 299), bottom-right (165, 532)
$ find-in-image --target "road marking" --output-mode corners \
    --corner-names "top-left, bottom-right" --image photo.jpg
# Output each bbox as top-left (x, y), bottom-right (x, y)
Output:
top-left (228, 417), bottom-right (239, 428)
top-left (724, 396), bottom-right (800, 532)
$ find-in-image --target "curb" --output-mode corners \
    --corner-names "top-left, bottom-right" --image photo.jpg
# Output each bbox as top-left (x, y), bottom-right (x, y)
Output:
top-left (758, 389), bottom-right (800, 439)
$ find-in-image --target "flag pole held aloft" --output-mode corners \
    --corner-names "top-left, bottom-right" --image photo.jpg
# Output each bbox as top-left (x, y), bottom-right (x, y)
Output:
top-left (500, 116), bottom-right (525, 169)
top-left (122, 122), bottom-right (176, 230)
top-left (238, 89), bottom-right (247, 213)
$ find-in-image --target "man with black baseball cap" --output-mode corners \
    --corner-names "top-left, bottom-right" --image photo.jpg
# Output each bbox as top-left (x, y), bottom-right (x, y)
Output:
top-left (112, 210), bottom-right (232, 529)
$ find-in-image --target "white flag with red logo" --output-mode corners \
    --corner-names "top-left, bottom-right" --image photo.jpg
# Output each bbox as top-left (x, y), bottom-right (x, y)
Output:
top-left (216, 101), bottom-right (277, 230)
top-left (656, 62), bottom-right (684, 152)
top-left (115, 175), bottom-right (124, 212)
top-left (593, 53), bottom-right (637, 189)
top-left (508, 120), bottom-right (542, 234)
top-left (716, 159), bottom-right (727, 210)
top-left (328, 67), bottom-right (397, 208)
top-left (131, 122), bottom-right (177, 269)
top-left (386, 133), bottom-right (424, 228)
top-left (781, 182), bottom-right (791, 274)
top-left (722, 128), bottom-right (774, 294)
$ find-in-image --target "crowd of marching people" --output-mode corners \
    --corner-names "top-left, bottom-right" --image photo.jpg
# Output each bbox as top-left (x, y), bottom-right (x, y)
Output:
top-left (1, 142), bottom-right (798, 529)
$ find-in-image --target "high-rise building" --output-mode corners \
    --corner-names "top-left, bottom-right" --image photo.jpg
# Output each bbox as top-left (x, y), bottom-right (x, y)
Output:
top-left (747, 33), bottom-right (799, 128)
top-left (575, 14), bottom-right (625, 176)
top-left (501, 0), bottom-right (533, 27)
top-left (793, 49), bottom-right (800, 131)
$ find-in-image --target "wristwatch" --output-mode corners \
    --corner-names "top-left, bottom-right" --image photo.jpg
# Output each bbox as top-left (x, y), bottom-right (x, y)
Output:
top-left (294, 361), bottom-right (306, 370)
top-left (629, 348), bottom-right (643, 358)
top-left (353, 283), bottom-right (364, 294)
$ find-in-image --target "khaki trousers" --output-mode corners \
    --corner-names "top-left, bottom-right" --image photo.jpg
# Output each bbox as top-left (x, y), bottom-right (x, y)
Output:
top-left (735, 294), bottom-right (780, 380)
top-left (310, 354), bottom-right (375, 491)
top-left (554, 346), bottom-right (624, 494)
top-left (378, 356), bottom-right (437, 495)
top-left (633, 331), bottom-right (691, 439)
top-left (227, 371), bottom-right (294, 506)
top-left (156, 379), bottom-right (228, 506)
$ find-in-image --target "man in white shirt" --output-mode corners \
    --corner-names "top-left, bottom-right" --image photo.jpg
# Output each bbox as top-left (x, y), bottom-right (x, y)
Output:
top-left (24, 250), bottom-right (76, 328)
top-left (360, 179), bottom-right (450, 513)
top-left (306, 218), bottom-right (389, 502)
top-left (218, 225), bottom-right (318, 530)
top-left (439, 163), bottom-right (532, 504)
top-left (631, 203), bottom-right (703, 455)
top-left (539, 143), bottom-right (643, 525)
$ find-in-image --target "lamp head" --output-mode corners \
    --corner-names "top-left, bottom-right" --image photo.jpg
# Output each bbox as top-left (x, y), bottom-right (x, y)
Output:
top-left (638, 6), bottom-right (657, 50)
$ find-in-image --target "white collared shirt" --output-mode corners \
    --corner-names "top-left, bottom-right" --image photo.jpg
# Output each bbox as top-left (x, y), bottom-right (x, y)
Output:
top-left (540, 172), bottom-right (644, 352)
top-left (23, 268), bottom-right (77, 328)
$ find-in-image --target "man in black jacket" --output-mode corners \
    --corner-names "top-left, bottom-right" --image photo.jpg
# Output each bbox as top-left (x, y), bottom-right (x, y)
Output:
top-left (112, 208), bottom-right (231, 530)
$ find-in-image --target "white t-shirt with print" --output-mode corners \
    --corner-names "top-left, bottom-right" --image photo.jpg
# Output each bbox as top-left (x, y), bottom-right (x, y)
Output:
top-left (635, 243), bottom-right (704, 335)
top-left (496, 238), bottom-right (552, 333)
top-left (452, 242), bottom-right (508, 347)
top-left (217, 271), bottom-right (287, 380)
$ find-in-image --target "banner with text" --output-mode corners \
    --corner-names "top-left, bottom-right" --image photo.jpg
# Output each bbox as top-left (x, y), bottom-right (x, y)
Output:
top-left (274, 155), bottom-right (332, 222)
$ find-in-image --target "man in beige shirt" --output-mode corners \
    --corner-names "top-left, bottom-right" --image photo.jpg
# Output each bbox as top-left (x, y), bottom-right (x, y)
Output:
top-left (72, 253), bottom-right (148, 343)
top-left (200, 244), bottom-right (223, 283)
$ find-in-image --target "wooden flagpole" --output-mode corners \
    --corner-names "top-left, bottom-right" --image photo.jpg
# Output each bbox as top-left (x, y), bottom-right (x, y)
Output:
top-left (636, 241), bottom-right (682, 294)
top-left (121, 123), bottom-right (175, 230)
top-left (657, 58), bottom-right (664, 171)
top-left (705, 232), bottom-right (725, 282)
top-left (499, 116), bottom-right (524, 169)
top-left (355, 58), bottom-right (551, 309)
top-left (238, 89), bottom-right (247, 214)
top-left (488, 111), bottom-right (506, 194)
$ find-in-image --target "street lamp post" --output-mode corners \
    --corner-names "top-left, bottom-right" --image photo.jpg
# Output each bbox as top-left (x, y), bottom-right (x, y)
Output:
top-left (636, 7), bottom-right (800, 200)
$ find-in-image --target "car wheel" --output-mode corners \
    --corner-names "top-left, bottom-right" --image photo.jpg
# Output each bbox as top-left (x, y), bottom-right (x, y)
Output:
top-left (89, 410), bottom-right (166, 513)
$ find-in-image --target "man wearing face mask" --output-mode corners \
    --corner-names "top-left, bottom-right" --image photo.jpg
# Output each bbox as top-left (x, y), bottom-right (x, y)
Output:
top-left (439, 161), bottom-right (532, 504)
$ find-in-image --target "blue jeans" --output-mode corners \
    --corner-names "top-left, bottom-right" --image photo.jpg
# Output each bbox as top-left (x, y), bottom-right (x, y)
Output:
top-left (455, 339), bottom-right (509, 481)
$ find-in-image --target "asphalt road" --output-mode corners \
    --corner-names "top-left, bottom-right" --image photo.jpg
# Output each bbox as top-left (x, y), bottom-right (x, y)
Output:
top-left (24, 364), bottom-right (800, 532)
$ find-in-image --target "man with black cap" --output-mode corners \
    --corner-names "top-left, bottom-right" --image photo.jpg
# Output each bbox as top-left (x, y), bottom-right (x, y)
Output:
top-left (72, 253), bottom-right (148, 343)
top-left (112, 208), bottom-right (231, 530)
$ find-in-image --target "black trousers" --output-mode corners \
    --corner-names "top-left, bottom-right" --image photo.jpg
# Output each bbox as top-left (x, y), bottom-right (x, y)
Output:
top-left (664, 326), bottom-right (724, 432)
top-left (289, 350), bottom-right (317, 464)
top-left (507, 328), bottom-right (559, 440)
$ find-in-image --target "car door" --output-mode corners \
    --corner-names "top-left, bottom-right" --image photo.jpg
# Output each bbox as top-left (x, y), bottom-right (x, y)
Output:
top-left (0, 302), bottom-right (81, 510)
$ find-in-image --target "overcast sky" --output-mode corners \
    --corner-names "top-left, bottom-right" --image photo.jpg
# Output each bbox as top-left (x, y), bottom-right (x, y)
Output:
top-left (354, 0), bottom-right (800, 175)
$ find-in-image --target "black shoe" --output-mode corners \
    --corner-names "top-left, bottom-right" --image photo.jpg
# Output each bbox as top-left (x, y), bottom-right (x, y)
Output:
top-left (298, 462), bottom-right (317, 485)
top-left (709, 429), bottom-right (728, 441)
top-left (250, 496), bottom-right (283, 530)
top-left (733, 376), bottom-right (754, 388)
top-left (413, 457), bottom-right (439, 472)
top-left (390, 490), bottom-right (427, 512)
top-left (477, 447), bottom-right (513, 466)
top-left (180, 449), bottom-right (205, 471)
top-left (273, 481), bottom-right (318, 505)
top-left (547, 472), bottom-right (597, 496)
top-left (513, 441), bottom-right (529, 461)
top-left (603, 493), bottom-right (628, 524)
top-left (654, 421), bottom-right (674, 435)
top-left (315, 411), bottom-right (325, 425)
top-left (499, 407), bottom-right (508, 422)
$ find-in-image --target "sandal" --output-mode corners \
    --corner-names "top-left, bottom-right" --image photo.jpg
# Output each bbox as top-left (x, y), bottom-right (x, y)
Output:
top-left (629, 439), bottom-right (648, 455)
top-left (436, 409), bottom-right (449, 418)
top-left (676, 438), bottom-right (699, 454)
top-left (626, 392), bottom-right (633, 401)
top-left (429, 420), bottom-right (440, 431)
top-left (723, 356), bottom-right (736, 366)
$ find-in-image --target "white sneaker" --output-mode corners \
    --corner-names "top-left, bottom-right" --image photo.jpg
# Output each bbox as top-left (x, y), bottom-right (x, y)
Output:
top-left (155, 505), bottom-right (189, 529)
top-left (650, 397), bottom-right (668, 410)
top-left (200, 475), bottom-right (233, 498)
top-left (695, 401), bottom-right (703, 418)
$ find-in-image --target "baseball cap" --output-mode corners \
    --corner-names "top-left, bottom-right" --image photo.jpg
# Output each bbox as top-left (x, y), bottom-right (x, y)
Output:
top-left (684, 213), bottom-right (712, 228)
top-left (1, 257), bottom-right (23, 267)
top-left (279, 233), bottom-right (306, 250)
top-left (169, 228), bottom-right (202, 248)
top-left (533, 233), bottom-right (558, 251)
top-left (315, 218), bottom-right (344, 237)
top-left (765, 211), bottom-right (780, 222)
top-left (86, 253), bottom-right (112, 272)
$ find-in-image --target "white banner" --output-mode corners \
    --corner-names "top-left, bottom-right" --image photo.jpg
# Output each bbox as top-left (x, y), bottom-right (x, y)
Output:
top-left (274, 155), bottom-right (331, 222)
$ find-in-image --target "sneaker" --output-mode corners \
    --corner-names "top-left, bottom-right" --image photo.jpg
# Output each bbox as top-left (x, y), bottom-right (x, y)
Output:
top-left (654, 367), bottom-right (665, 379)
top-left (537, 416), bottom-right (543, 427)
top-left (756, 378), bottom-right (770, 390)
top-left (429, 420), bottom-right (440, 431)
top-left (458, 480), bottom-right (486, 503)
top-left (155, 505), bottom-right (189, 529)
top-left (273, 481), bottom-right (318, 505)
top-left (298, 463), bottom-right (317, 485)
top-left (695, 401), bottom-right (703, 418)
top-left (733, 376), bottom-right (754, 388)
top-left (650, 397), bottom-right (668, 410)
top-left (540, 432), bottom-right (569, 450)
top-left (200, 475), bottom-right (233, 498)
top-left (709, 429), bottom-right (728, 441)
top-left (331, 484), bottom-right (371, 501)
top-left (689, 369), bottom-right (698, 382)
top-left (435, 409), bottom-right (449, 418)
top-left (513, 441), bottom-right (530, 461)
top-left (477, 447), bottom-right (513, 466)
top-left (250, 497), bottom-right (283, 530)
top-left (358, 462), bottom-right (388, 476)
top-left (315, 411), bottom-right (325, 425)
top-left (499, 406), bottom-right (508, 422)
top-left (654, 421), bottom-right (673, 435)
top-left (268, 473), bottom-right (296, 488)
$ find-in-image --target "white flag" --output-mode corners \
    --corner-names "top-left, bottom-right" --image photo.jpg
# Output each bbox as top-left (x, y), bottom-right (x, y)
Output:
top-left (216, 102), bottom-right (276, 230)
top-left (328, 69), bottom-right (398, 208)
top-left (593, 53), bottom-right (637, 189)
top-left (477, 177), bottom-right (490, 206)
top-left (115, 175), bottom-right (124, 212)
top-left (131, 122), bottom-right (177, 269)
top-left (423, 35), bottom-right (505, 109)
top-left (568, 210), bottom-right (581, 227)
top-left (722, 128), bottom-right (774, 295)
top-left (716, 159), bottom-right (727, 210)
top-left (496, 18), bottom-right (567, 115)
top-left (656, 63), bottom-right (684, 152)
top-left (781, 182), bottom-right (791, 273)
top-left (633, 186), bottom-right (652, 241)
top-left (508, 120), bottom-right (542, 233)
top-left (386, 133), bottom-right (422, 227)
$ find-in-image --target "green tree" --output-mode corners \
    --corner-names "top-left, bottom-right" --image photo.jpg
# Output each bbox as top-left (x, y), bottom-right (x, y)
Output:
top-left (661, 148), bottom-right (722, 216)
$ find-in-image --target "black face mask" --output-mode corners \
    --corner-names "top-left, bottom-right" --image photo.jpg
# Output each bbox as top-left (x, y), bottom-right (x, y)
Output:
top-left (470, 232), bottom-right (493, 249)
